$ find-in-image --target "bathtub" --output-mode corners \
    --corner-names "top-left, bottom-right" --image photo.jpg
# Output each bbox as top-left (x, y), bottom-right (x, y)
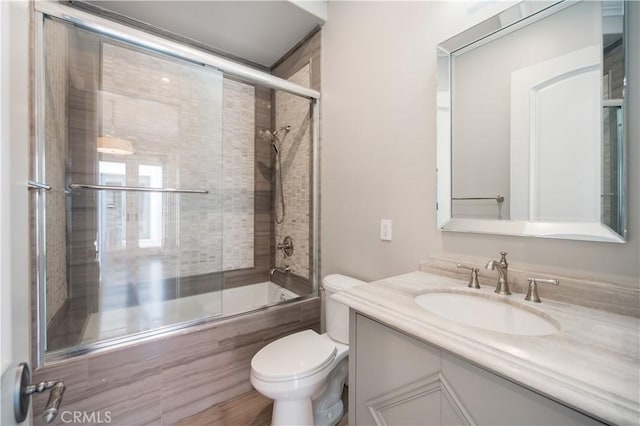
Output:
top-left (219, 281), bottom-right (299, 316)
top-left (82, 281), bottom-right (299, 344)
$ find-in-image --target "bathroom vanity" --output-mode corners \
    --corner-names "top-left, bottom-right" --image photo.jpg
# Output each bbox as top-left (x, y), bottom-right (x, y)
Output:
top-left (335, 272), bottom-right (639, 425)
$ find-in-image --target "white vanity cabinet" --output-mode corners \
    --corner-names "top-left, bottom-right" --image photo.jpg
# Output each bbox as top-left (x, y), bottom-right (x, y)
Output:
top-left (349, 312), bottom-right (605, 426)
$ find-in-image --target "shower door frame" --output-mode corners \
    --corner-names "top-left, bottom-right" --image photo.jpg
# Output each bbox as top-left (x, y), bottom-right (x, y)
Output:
top-left (33, 2), bottom-right (321, 367)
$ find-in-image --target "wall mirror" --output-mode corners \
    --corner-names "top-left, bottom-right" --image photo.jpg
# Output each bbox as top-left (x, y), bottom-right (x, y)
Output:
top-left (437, 0), bottom-right (627, 243)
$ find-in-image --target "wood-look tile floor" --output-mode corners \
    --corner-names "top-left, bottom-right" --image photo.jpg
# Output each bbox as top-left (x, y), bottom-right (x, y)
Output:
top-left (179, 388), bottom-right (348, 426)
top-left (178, 389), bottom-right (272, 426)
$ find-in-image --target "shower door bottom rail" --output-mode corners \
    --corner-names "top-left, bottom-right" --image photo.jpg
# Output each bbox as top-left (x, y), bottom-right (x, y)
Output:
top-left (68, 183), bottom-right (209, 194)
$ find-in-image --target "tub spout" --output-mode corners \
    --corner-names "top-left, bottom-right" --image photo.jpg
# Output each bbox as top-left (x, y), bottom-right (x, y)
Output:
top-left (270, 265), bottom-right (290, 277)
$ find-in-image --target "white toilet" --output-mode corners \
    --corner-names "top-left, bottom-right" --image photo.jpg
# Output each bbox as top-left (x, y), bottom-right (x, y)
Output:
top-left (250, 274), bottom-right (365, 426)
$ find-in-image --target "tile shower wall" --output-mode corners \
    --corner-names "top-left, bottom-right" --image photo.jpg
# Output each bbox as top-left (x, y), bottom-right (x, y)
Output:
top-left (99, 42), bottom-right (222, 280)
top-left (98, 42), bottom-right (254, 282)
top-left (223, 79), bottom-right (255, 270)
top-left (44, 19), bottom-right (69, 324)
top-left (66, 26), bottom-right (101, 316)
top-left (274, 64), bottom-right (312, 280)
top-left (221, 85), bottom-right (273, 289)
top-left (268, 30), bottom-right (321, 293)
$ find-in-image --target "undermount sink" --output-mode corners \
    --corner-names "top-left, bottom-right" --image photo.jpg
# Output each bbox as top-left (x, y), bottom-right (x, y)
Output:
top-left (414, 292), bottom-right (559, 336)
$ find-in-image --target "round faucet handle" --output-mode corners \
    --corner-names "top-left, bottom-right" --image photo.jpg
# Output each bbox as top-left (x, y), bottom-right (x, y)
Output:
top-left (499, 251), bottom-right (508, 264)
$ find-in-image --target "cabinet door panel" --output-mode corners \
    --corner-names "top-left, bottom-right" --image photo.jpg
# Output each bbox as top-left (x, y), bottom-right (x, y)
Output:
top-left (377, 392), bottom-right (440, 426)
top-left (441, 353), bottom-right (603, 425)
top-left (354, 314), bottom-right (442, 425)
top-left (442, 395), bottom-right (469, 426)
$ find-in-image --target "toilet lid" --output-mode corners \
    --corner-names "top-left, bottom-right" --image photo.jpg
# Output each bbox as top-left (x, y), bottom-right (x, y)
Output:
top-left (251, 330), bottom-right (337, 381)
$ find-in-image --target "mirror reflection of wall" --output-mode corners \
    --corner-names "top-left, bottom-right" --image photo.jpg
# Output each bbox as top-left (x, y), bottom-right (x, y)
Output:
top-left (451, 1), bottom-right (602, 222)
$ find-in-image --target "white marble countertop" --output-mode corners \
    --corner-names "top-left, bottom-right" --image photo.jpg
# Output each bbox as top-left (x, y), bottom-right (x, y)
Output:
top-left (333, 271), bottom-right (640, 425)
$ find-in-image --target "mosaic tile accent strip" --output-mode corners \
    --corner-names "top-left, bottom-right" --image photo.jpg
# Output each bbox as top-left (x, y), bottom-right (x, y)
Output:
top-left (222, 79), bottom-right (255, 270)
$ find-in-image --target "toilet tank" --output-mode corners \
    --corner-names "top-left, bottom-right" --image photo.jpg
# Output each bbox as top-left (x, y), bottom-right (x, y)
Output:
top-left (323, 274), bottom-right (365, 344)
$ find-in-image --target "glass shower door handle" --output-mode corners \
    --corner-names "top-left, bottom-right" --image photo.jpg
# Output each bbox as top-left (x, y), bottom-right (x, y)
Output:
top-left (13, 362), bottom-right (66, 424)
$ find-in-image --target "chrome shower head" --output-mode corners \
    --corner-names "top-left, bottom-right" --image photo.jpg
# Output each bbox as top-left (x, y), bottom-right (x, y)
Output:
top-left (259, 126), bottom-right (290, 143)
top-left (258, 126), bottom-right (290, 155)
top-left (258, 130), bottom-right (279, 154)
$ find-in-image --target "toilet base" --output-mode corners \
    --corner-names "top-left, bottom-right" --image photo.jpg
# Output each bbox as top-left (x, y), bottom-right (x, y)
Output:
top-left (272, 399), bottom-right (313, 426)
top-left (313, 357), bottom-right (349, 426)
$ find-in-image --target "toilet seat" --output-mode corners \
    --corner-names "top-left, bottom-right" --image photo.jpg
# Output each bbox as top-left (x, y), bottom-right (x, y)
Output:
top-left (251, 330), bottom-right (337, 382)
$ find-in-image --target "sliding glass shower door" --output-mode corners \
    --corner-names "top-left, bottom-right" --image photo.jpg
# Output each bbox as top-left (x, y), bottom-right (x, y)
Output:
top-left (41, 17), bottom-right (223, 352)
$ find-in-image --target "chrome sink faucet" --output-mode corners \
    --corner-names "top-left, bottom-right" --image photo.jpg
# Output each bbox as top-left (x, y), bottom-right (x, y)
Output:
top-left (485, 251), bottom-right (511, 295)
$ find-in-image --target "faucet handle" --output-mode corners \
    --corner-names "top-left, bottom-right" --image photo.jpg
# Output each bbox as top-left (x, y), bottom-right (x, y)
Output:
top-left (525, 277), bottom-right (559, 303)
top-left (499, 251), bottom-right (508, 264)
top-left (457, 264), bottom-right (480, 289)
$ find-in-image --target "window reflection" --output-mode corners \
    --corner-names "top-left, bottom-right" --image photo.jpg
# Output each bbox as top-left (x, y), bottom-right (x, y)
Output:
top-left (98, 161), bottom-right (126, 251)
top-left (138, 164), bottom-right (163, 248)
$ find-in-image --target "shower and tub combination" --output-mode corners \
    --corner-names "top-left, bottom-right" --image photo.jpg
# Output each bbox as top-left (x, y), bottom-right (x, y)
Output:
top-left (30, 2), bottom-right (320, 367)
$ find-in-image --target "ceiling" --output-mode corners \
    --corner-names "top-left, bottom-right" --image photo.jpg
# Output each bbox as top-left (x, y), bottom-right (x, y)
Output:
top-left (80, 1), bottom-right (326, 68)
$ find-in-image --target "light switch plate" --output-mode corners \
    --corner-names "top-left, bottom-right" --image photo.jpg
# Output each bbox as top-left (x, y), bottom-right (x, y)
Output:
top-left (380, 219), bottom-right (392, 241)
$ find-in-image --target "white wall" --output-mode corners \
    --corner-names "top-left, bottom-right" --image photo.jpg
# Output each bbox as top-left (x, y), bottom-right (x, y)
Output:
top-left (321, 1), bottom-right (639, 283)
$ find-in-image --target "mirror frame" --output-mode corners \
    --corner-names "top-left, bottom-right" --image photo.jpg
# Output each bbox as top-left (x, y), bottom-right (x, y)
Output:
top-left (436, 0), bottom-right (627, 243)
